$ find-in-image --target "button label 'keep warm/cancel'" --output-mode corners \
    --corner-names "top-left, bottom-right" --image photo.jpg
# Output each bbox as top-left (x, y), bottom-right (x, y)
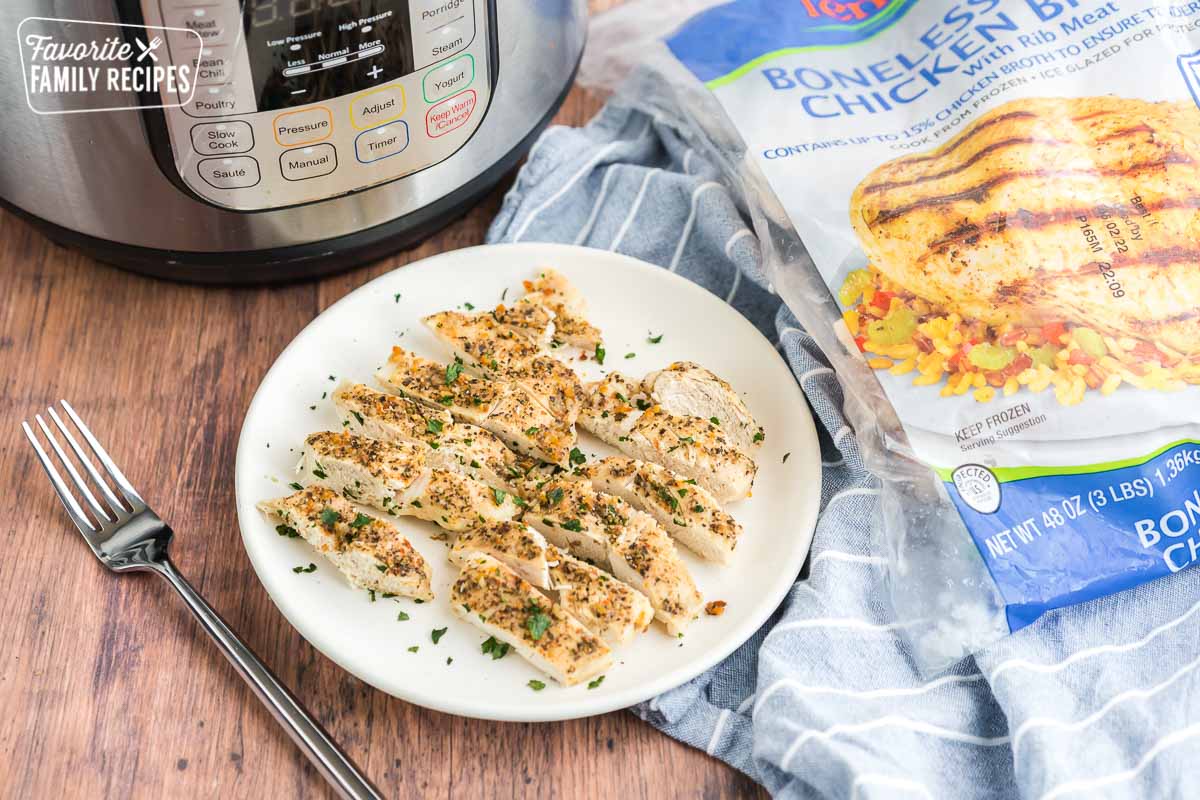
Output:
top-left (425, 90), bottom-right (476, 138)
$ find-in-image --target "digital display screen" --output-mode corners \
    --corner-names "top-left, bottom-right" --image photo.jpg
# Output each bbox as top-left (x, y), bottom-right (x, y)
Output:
top-left (243, 0), bottom-right (413, 111)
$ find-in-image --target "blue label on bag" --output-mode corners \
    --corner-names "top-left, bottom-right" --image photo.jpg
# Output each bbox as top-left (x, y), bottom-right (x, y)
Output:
top-left (665, 0), bottom-right (921, 84)
top-left (945, 442), bottom-right (1200, 632)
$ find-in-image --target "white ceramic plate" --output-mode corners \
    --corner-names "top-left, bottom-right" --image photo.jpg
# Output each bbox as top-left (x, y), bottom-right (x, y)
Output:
top-left (234, 243), bottom-right (821, 722)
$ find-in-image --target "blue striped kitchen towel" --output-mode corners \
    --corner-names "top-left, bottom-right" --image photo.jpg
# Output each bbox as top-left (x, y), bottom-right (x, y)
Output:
top-left (486, 87), bottom-right (1200, 799)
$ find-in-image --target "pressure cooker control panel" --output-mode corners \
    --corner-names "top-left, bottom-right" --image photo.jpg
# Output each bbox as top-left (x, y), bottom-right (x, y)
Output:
top-left (139, 0), bottom-right (492, 211)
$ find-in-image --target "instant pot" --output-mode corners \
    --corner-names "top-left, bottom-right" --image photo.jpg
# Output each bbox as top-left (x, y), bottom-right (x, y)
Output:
top-left (0, 1), bottom-right (586, 282)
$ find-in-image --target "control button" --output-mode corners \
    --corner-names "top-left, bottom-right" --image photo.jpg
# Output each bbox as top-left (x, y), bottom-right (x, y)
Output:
top-left (409, 0), bottom-right (475, 69)
top-left (190, 121), bottom-right (253, 156)
top-left (187, 83), bottom-right (241, 117)
top-left (164, 6), bottom-right (231, 53)
top-left (184, 46), bottom-right (235, 86)
top-left (423, 54), bottom-right (473, 103)
top-left (280, 143), bottom-right (338, 181)
top-left (273, 106), bottom-right (333, 147)
top-left (425, 90), bottom-right (477, 138)
top-left (355, 122), bottom-right (410, 163)
top-left (197, 156), bottom-right (260, 190)
top-left (350, 85), bottom-right (406, 131)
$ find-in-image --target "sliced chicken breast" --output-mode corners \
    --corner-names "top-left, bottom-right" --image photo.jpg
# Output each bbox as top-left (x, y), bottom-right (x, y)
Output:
top-left (546, 545), bottom-right (653, 647)
top-left (493, 269), bottom-right (603, 351)
top-left (523, 475), bottom-right (703, 635)
top-left (642, 362), bottom-right (764, 455)
top-left (451, 553), bottom-right (612, 686)
top-left (577, 373), bottom-right (757, 503)
top-left (333, 382), bottom-right (531, 492)
top-left (449, 522), bottom-right (552, 589)
top-left (258, 486), bottom-right (433, 600)
top-left (299, 431), bottom-right (518, 532)
top-left (581, 456), bottom-right (742, 565)
top-left (376, 346), bottom-right (574, 465)
top-left (423, 310), bottom-right (583, 425)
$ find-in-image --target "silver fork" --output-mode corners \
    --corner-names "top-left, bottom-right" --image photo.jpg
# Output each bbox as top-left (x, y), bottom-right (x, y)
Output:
top-left (23, 400), bottom-right (382, 800)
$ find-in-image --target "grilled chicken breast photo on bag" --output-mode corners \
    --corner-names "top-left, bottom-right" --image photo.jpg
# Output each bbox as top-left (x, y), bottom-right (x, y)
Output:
top-left (847, 95), bottom-right (1200, 406)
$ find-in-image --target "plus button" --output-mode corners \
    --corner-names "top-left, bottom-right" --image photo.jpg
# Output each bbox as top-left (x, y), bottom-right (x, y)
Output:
top-left (366, 65), bottom-right (383, 80)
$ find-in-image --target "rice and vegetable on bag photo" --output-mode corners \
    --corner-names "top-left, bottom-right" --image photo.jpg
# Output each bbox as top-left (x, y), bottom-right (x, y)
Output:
top-left (648, 0), bottom-right (1200, 670)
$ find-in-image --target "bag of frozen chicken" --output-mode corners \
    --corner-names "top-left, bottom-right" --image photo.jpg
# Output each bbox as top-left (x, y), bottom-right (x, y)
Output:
top-left (595, 0), bottom-right (1200, 671)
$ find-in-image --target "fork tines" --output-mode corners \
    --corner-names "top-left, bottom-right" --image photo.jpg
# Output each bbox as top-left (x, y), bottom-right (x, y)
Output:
top-left (22, 400), bottom-right (145, 535)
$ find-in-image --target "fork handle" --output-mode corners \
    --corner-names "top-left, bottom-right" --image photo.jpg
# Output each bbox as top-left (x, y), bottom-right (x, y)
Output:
top-left (156, 558), bottom-right (383, 800)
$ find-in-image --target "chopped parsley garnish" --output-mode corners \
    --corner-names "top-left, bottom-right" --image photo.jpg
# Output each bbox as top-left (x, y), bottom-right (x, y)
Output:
top-left (568, 447), bottom-right (586, 467)
top-left (328, 375), bottom-right (335, 381)
top-left (668, 435), bottom-right (696, 453)
top-left (407, 646), bottom-right (419, 653)
top-left (376, 564), bottom-right (388, 573)
top-left (526, 603), bottom-right (552, 641)
top-left (394, 293), bottom-right (402, 303)
top-left (512, 495), bottom-right (527, 508)
top-left (397, 611), bottom-right (410, 621)
top-left (319, 508), bottom-right (341, 530)
top-left (546, 487), bottom-right (564, 507)
top-left (594, 344), bottom-right (606, 365)
top-left (525, 426), bottom-right (540, 436)
top-left (501, 288), bottom-right (509, 302)
top-left (492, 488), bottom-right (507, 506)
top-left (562, 519), bottom-right (583, 532)
top-left (527, 679), bottom-right (546, 691)
top-left (635, 398), bottom-right (651, 410)
top-left (349, 512), bottom-right (372, 529)
top-left (709, 417), bottom-right (720, 425)
top-left (311, 464), bottom-right (328, 479)
top-left (656, 486), bottom-right (679, 512)
top-left (438, 395), bottom-right (454, 406)
top-left (463, 302), bottom-right (475, 310)
top-left (446, 657), bottom-right (453, 665)
top-left (624, 352), bottom-right (636, 360)
top-left (414, 599), bottom-right (425, 604)
top-left (445, 361), bottom-right (462, 384)
top-left (288, 482), bottom-right (303, 491)
top-left (470, 459), bottom-right (481, 468)
top-left (782, 452), bottom-right (791, 464)
top-left (350, 410), bottom-right (364, 425)
top-left (276, 524), bottom-right (301, 539)
top-left (431, 627), bottom-right (447, 644)
top-left (693, 504), bottom-right (704, 513)
top-left (648, 332), bottom-right (663, 344)
top-left (382, 592), bottom-right (397, 598)
top-left (615, 392), bottom-right (628, 403)
top-left (753, 430), bottom-right (765, 443)
top-left (292, 563), bottom-right (317, 574)
top-left (426, 418), bottom-right (444, 435)
top-left (481, 636), bottom-right (510, 660)
top-left (587, 676), bottom-right (605, 690)
top-left (368, 589), bottom-right (376, 602)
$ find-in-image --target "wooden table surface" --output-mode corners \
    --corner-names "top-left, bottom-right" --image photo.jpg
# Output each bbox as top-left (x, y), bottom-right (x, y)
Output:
top-left (0, 7), bottom-right (767, 799)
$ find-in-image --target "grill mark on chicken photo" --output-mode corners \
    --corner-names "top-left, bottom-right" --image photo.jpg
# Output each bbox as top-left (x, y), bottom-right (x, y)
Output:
top-left (896, 110), bottom-right (1039, 165)
top-left (867, 124), bottom-right (1170, 197)
top-left (1097, 123), bottom-right (1156, 142)
top-left (862, 137), bottom-right (1050, 195)
top-left (921, 194), bottom-right (1200, 260)
top-left (872, 155), bottom-right (1193, 226)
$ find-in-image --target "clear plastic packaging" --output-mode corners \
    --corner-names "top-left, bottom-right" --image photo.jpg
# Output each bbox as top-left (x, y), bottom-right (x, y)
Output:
top-left (584, 0), bottom-right (1200, 672)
